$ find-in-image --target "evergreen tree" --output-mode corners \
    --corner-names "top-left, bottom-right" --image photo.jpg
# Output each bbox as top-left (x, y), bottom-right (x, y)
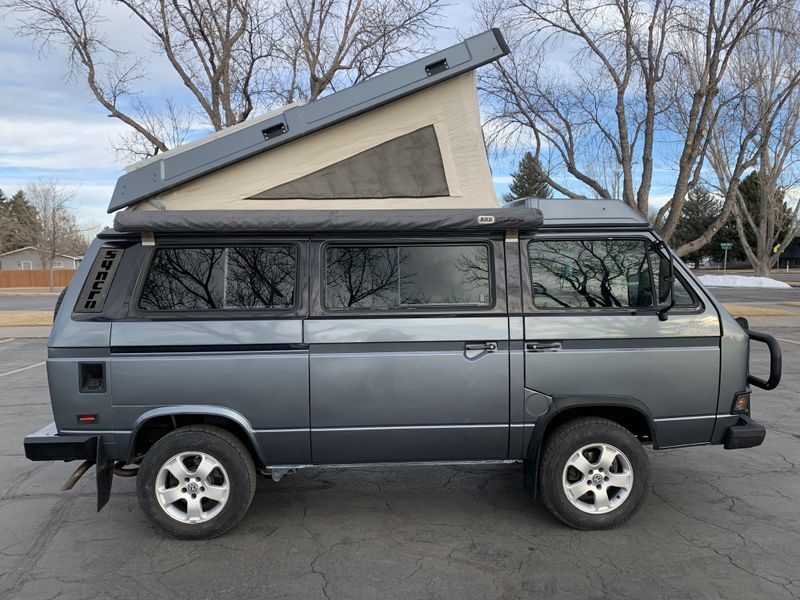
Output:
top-left (672, 187), bottom-right (720, 267)
top-left (0, 189), bottom-right (13, 253)
top-left (503, 152), bottom-right (552, 202)
top-left (0, 189), bottom-right (39, 253)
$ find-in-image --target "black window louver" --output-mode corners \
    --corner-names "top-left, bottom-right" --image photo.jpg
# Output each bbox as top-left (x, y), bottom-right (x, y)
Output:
top-left (74, 247), bottom-right (124, 313)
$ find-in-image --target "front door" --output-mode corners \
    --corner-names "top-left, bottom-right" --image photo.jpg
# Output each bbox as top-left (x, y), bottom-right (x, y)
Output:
top-left (520, 234), bottom-right (722, 447)
top-left (307, 238), bottom-right (510, 463)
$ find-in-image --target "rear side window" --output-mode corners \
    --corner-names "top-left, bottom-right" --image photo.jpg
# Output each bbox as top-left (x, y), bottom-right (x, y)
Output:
top-left (528, 239), bottom-right (656, 309)
top-left (139, 246), bottom-right (296, 311)
top-left (325, 244), bottom-right (492, 310)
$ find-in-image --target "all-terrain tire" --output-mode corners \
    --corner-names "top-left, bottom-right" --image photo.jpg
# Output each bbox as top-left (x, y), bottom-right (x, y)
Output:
top-left (539, 417), bottom-right (650, 529)
top-left (136, 425), bottom-right (257, 539)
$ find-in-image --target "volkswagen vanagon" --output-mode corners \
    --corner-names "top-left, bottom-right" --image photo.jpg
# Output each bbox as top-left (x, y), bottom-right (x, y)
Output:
top-left (24, 201), bottom-right (781, 538)
top-left (22, 30), bottom-right (781, 538)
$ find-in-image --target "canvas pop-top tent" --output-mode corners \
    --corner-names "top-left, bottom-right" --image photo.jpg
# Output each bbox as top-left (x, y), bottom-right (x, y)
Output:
top-left (107, 29), bottom-right (509, 214)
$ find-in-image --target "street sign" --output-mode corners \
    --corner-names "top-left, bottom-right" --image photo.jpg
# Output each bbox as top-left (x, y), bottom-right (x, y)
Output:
top-left (720, 242), bottom-right (733, 273)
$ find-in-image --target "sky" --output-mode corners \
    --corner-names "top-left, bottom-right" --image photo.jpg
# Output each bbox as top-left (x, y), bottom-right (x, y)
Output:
top-left (0, 2), bottom-right (683, 230)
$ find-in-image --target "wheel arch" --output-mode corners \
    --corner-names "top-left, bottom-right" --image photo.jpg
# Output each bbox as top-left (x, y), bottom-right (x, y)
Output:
top-left (524, 396), bottom-right (657, 497)
top-left (127, 406), bottom-right (266, 466)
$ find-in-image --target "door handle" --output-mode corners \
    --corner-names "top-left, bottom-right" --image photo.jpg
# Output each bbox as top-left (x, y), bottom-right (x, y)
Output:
top-left (465, 342), bottom-right (498, 352)
top-left (526, 342), bottom-right (561, 352)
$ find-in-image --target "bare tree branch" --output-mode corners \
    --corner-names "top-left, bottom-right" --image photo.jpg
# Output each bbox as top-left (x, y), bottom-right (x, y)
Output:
top-left (4, 0), bottom-right (441, 162)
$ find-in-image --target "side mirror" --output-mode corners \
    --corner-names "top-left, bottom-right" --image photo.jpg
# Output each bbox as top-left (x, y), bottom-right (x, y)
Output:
top-left (658, 254), bottom-right (673, 304)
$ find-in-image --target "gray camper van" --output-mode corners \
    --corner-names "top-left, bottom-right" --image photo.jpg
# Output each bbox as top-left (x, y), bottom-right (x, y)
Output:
top-left (22, 30), bottom-right (781, 538)
top-left (24, 201), bottom-right (782, 538)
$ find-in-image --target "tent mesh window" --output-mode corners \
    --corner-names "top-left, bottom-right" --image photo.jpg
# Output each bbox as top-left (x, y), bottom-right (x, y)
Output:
top-left (249, 125), bottom-right (449, 200)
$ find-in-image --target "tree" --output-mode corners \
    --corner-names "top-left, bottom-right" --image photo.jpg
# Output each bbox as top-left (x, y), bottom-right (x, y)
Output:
top-left (275, 0), bottom-right (441, 102)
top-left (733, 172), bottom-right (796, 273)
top-left (0, 189), bottom-right (10, 253)
top-left (0, 189), bottom-right (39, 253)
top-left (503, 151), bottom-right (552, 202)
top-left (700, 5), bottom-right (800, 275)
top-left (671, 187), bottom-right (720, 267)
top-left (25, 180), bottom-right (85, 290)
top-left (4, 0), bottom-right (442, 161)
top-left (475, 0), bottom-right (776, 252)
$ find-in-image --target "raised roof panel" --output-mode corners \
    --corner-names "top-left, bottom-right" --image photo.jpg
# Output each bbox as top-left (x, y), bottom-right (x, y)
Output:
top-left (108, 29), bottom-right (510, 213)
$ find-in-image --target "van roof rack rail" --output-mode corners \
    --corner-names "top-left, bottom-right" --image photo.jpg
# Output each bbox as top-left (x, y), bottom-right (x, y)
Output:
top-left (108, 29), bottom-right (510, 213)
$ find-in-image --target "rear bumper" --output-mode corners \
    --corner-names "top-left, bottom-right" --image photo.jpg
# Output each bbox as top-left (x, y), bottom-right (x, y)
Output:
top-left (24, 423), bottom-right (99, 462)
top-left (723, 415), bottom-right (766, 449)
top-left (24, 423), bottom-right (114, 511)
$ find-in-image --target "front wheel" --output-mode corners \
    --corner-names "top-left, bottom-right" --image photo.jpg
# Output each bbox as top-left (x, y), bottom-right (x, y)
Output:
top-left (539, 417), bottom-right (650, 529)
top-left (136, 425), bottom-right (257, 539)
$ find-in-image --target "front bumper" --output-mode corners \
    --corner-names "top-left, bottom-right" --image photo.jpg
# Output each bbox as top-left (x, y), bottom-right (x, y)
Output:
top-left (724, 415), bottom-right (766, 449)
top-left (24, 422), bottom-right (98, 462)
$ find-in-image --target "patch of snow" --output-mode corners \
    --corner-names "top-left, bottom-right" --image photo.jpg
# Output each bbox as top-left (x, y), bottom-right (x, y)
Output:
top-left (698, 275), bottom-right (792, 289)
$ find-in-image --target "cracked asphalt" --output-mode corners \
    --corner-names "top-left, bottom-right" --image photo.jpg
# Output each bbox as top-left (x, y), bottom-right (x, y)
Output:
top-left (0, 320), bottom-right (798, 600)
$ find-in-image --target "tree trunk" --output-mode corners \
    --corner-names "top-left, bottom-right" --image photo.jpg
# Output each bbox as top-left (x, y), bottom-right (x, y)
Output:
top-left (751, 256), bottom-right (770, 277)
top-left (49, 267), bottom-right (54, 292)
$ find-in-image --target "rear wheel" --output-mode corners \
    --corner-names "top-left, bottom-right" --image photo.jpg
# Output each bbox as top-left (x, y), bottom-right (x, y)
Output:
top-left (540, 417), bottom-right (649, 529)
top-left (136, 425), bottom-right (257, 539)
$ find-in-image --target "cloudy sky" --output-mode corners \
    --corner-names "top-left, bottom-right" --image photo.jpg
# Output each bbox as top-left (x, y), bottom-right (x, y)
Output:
top-left (0, 2), bottom-right (682, 229)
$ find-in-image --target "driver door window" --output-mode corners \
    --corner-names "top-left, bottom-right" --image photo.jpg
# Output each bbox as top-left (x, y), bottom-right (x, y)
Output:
top-left (528, 239), bottom-right (655, 310)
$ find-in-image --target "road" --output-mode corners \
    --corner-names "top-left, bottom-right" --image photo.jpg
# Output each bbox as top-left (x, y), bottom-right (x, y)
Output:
top-left (0, 292), bottom-right (60, 312)
top-left (708, 287), bottom-right (800, 303)
top-left (0, 320), bottom-right (798, 599)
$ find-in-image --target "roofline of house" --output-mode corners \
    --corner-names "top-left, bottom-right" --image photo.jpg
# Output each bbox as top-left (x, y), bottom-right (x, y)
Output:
top-left (0, 246), bottom-right (82, 260)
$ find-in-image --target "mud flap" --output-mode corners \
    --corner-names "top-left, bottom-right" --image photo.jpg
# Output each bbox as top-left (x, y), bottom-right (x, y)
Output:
top-left (95, 436), bottom-right (114, 512)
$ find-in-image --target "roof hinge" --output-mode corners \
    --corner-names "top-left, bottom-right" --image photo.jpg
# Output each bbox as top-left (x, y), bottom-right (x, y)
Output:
top-left (146, 198), bottom-right (167, 211)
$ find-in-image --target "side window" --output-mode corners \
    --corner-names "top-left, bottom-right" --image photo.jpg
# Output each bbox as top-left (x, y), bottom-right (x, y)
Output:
top-left (325, 244), bottom-right (492, 310)
top-left (528, 239), bottom-right (655, 310)
top-left (139, 246), bottom-right (296, 311)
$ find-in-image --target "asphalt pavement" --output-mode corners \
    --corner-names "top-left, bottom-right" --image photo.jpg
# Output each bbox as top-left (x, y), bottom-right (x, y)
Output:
top-left (707, 287), bottom-right (800, 303)
top-left (0, 320), bottom-right (798, 599)
top-left (0, 292), bottom-right (60, 312)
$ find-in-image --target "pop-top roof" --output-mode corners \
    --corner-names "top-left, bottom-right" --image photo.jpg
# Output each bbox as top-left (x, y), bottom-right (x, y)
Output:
top-left (108, 29), bottom-right (509, 213)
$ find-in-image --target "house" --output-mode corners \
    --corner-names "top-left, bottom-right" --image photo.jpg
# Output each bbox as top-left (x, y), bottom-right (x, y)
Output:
top-left (777, 237), bottom-right (800, 269)
top-left (0, 247), bottom-right (82, 270)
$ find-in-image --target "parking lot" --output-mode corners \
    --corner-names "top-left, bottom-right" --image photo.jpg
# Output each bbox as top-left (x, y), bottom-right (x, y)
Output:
top-left (0, 317), bottom-right (798, 599)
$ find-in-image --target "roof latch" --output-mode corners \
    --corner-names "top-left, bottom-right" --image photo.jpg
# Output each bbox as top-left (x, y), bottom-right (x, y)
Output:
top-left (262, 122), bottom-right (288, 140)
top-left (425, 58), bottom-right (448, 76)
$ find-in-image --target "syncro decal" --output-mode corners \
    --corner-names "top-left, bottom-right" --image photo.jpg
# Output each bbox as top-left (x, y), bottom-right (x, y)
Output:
top-left (74, 247), bottom-right (124, 313)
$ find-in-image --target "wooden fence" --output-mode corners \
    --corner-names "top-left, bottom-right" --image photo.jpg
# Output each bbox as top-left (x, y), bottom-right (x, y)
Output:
top-left (0, 269), bottom-right (76, 288)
